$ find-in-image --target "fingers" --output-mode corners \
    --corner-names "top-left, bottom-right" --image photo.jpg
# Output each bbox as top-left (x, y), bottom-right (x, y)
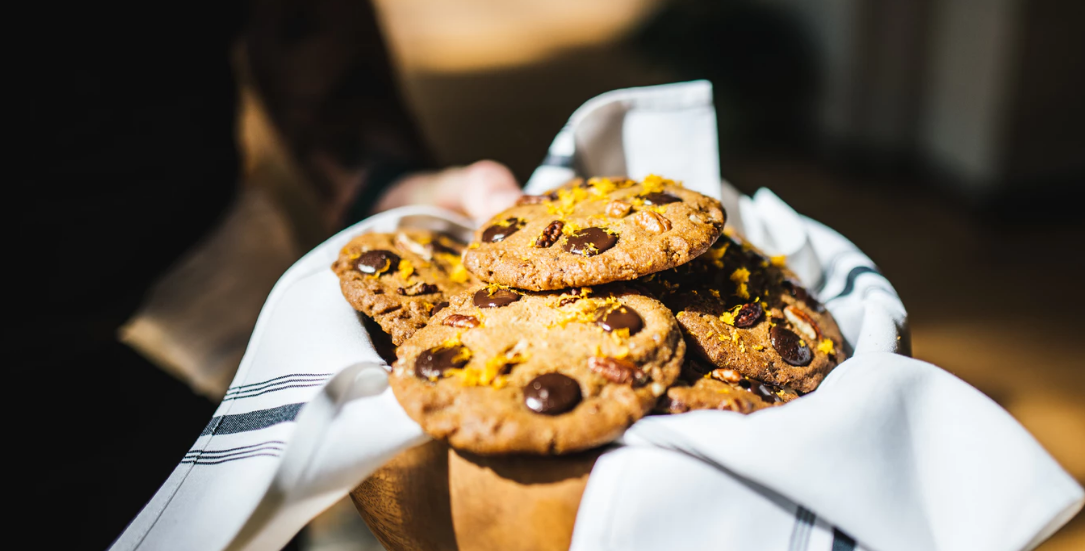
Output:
top-left (372, 160), bottom-right (522, 222)
top-left (457, 160), bottom-right (522, 221)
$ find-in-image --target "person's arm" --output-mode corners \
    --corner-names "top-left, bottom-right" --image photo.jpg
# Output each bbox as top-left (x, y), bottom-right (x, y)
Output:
top-left (245, 0), bottom-right (519, 227)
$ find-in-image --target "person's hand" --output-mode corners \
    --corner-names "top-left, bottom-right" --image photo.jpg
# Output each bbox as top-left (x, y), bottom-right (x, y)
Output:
top-left (374, 160), bottom-right (522, 222)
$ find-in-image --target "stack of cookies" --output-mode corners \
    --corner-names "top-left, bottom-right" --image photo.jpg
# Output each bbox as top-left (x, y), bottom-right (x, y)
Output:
top-left (332, 175), bottom-right (846, 455)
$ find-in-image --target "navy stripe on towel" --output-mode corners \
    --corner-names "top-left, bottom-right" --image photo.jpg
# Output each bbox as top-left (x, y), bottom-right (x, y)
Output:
top-left (182, 441), bottom-right (287, 465)
top-left (184, 441), bottom-right (286, 460)
top-left (541, 153), bottom-right (574, 168)
top-left (831, 527), bottom-right (857, 551)
top-left (180, 451), bottom-right (281, 465)
top-left (826, 265), bottom-right (883, 302)
top-left (788, 506), bottom-right (815, 551)
top-left (201, 403), bottom-right (304, 436)
top-left (222, 382), bottom-right (327, 402)
top-left (224, 373), bottom-right (331, 395)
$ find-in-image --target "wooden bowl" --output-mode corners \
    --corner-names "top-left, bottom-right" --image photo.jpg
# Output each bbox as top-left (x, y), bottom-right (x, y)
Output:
top-left (350, 440), bottom-right (602, 551)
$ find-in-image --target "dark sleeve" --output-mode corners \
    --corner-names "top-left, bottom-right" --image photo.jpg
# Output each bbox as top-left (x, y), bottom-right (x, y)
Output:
top-left (245, 0), bottom-right (434, 226)
top-left (15, 1), bottom-right (244, 333)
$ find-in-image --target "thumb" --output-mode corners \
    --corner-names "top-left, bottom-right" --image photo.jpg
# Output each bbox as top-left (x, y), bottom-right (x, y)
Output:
top-left (455, 160), bottom-right (522, 221)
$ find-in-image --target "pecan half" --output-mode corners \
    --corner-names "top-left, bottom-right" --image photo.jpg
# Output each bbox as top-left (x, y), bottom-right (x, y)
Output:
top-left (534, 220), bottom-right (565, 248)
top-left (396, 232), bottom-right (432, 260)
top-left (606, 200), bottom-right (633, 218)
top-left (632, 210), bottom-right (673, 234)
top-left (710, 368), bottom-right (743, 384)
top-left (516, 194), bottom-right (549, 206)
top-left (588, 356), bottom-right (647, 386)
top-left (784, 305), bottom-right (821, 341)
top-left (442, 314), bottom-right (481, 328)
top-left (398, 282), bottom-right (438, 296)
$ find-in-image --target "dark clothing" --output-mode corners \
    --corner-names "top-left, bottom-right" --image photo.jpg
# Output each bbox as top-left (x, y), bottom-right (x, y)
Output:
top-left (19, 2), bottom-right (244, 344)
top-left (16, 2), bottom-right (428, 548)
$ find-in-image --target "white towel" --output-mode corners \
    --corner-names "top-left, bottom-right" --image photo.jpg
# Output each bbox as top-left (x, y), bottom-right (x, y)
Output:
top-left (112, 81), bottom-right (1082, 551)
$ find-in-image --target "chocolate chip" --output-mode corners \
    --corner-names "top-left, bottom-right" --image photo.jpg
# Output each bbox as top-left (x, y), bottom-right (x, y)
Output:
top-left (640, 192), bottom-right (682, 205)
top-left (738, 378), bottom-right (798, 404)
top-left (770, 325), bottom-right (812, 366)
top-left (523, 373), bottom-right (582, 415)
top-left (431, 301), bottom-right (449, 315)
top-left (596, 305), bottom-right (644, 336)
top-left (534, 220), bottom-right (565, 248)
top-left (738, 379), bottom-right (774, 403)
top-left (414, 345), bottom-right (469, 379)
top-left (481, 218), bottom-right (524, 243)
top-left (442, 314), bottom-right (480, 328)
top-left (733, 303), bottom-right (763, 328)
top-left (562, 227), bottom-right (617, 256)
top-left (397, 282), bottom-right (438, 296)
top-left (472, 288), bottom-right (521, 308)
top-left (356, 250), bottom-right (401, 275)
top-left (588, 356), bottom-right (646, 385)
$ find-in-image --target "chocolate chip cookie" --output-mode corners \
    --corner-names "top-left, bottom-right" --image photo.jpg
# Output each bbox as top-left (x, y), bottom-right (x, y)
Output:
top-left (332, 230), bottom-right (478, 345)
top-left (658, 358), bottom-right (800, 414)
top-left (463, 175), bottom-right (726, 291)
top-left (660, 379), bottom-right (775, 415)
top-left (649, 230), bottom-right (846, 393)
top-left (389, 284), bottom-right (685, 454)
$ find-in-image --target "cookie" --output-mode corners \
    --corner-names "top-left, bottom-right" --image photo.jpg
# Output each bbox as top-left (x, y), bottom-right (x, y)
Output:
top-left (389, 284), bottom-right (685, 454)
top-left (462, 175), bottom-right (726, 291)
top-left (332, 230), bottom-right (478, 345)
top-left (648, 230), bottom-right (846, 393)
top-left (658, 358), bottom-right (800, 414)
top-left (659, 379), bottom-right (775, 415)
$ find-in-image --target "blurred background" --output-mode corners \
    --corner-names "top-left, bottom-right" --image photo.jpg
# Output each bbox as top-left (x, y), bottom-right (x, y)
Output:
top-left (104, 0), bottom-right (1083, 549)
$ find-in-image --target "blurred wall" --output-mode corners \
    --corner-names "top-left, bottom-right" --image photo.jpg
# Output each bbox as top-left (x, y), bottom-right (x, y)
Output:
top-left (1000, 0), bottom-right (1085, 185)
top-left (921, 0), bottom-right (1017, 186)
top-left (773, 0), bottom-right (1083, 203)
